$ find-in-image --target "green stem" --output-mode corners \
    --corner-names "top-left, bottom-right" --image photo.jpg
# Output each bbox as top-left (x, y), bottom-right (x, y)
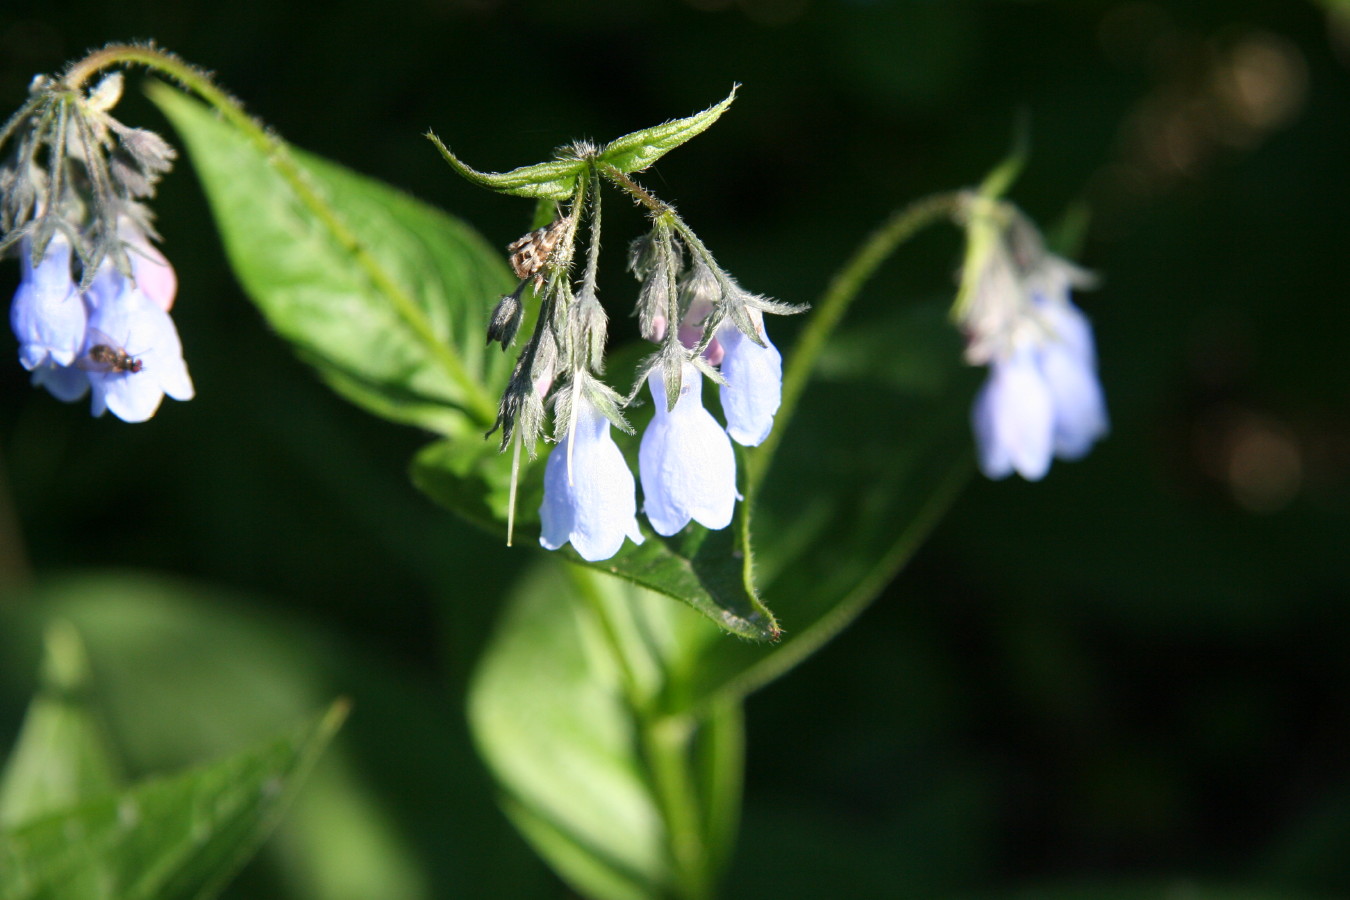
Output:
top-left (644, 715), bottom-right (713, 900)
top-left (566, 565), bottom-right (715, 899)
top-left (599, 163), bottom-right (666, 215)
top-left (599, 163), bottom-right (722, 286)
top-left (64, 44), bottom-right (498, 426)
top-left (581, 173), bottom-right (603, 292)
top-left (747, 191), bottom-right (963, 491)
top-left (712, 453), bottom-right (971, 708)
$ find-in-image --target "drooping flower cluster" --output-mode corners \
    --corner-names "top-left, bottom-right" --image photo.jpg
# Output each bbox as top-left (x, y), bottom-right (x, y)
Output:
top-left (626, 222), bottom-right (797, 541)
top-left (477, 146), bottom-right (800, 561)
top-left (954, 195), bottom-right (1108, 480)
top-left (2, 69), bottom-right (193, 421)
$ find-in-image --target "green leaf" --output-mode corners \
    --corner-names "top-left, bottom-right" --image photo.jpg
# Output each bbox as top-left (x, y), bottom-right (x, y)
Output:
top-left (150, 84), bottom-right (513, 434)
top-left (0, 623), bottom-right (121, 829)
top-left (436, 297), bottom-right (973, 696)
top-left (469, 564), bottom-right (740, 900)
top-left (686, 300), bottom-right (975, 707)
top-left (0, 701), bottom-right (346, 900)
top-left (425, 88), bottom-right (738, 201)
top-left (408, 426), bottom-right (522, 538)
top-left (410, 434), bottom-right (780, 642)
top-left (599, 87), bottom-right (738, 175)
top-left (426, 132), bottom-right (585, 201)
top-left (589, 514), bottom-right (777, 641)
top-left (0, 574), bottom-right (454, 899)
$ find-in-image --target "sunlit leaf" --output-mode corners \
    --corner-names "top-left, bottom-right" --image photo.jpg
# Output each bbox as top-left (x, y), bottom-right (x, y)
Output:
top-left (469, 564), bottom-right (739, 900)
top-left (151, 85), bottom-right (513, 434)
top-left (599, 88), bottom-right (738, 175)
top-left (427, 133), bottom-right (585, 201)
top-left (0, 574), bottom-right (474, 900)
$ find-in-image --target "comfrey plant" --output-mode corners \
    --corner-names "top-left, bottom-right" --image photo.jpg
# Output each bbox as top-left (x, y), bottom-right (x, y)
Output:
top-left (0, 42), bottom-right (1129, 900)
top-left (953, 192), bottom-right (1108, 480)
top-left (429, 89), bottom-right (803, 562)
top-left (1, 64), bottom-right (192, 422)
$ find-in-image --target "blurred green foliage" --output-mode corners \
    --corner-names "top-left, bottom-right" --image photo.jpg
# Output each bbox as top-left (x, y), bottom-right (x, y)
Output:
top-left (1, 0), bottom-right (1348, 897)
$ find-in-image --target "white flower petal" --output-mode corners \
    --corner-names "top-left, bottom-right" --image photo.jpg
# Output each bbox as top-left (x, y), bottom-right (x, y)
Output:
top-left (972, 351), bottom-right (1055, 481)
top-left (30, 361), bottom-right (90, 403)
top-left (1040, 342), bottom-right (1108, 461)
top-left (84, 270), bottom-right (193, 422)
top-left (539, 395), bottom-right (643, 561)
top-left (1039, 298), bottom-right (1097, 367)
top-left (96, 374), bottom-right (165, 423)
top-left (9, 235), bottom-right (85, 369)
top-left (718, 319), bottom-right (782, 447)
top-left (640, 364), bottom-right (737, 535)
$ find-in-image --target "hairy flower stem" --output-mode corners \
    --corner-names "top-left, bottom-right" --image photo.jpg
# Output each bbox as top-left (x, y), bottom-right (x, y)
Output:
top-left (601, 163), bottom-right (723, 280)
top-left (599, 164), bottom-right (665, 215)
top-left (61, 44), bottom-right (498, 427)
top-left (747, 191), bottom-right (965, 490)
top-left (581, 176), bottom-right (603, 293)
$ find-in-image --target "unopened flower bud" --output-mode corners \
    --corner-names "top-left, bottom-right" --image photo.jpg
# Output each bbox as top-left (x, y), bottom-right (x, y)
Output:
top-left (572, 288), bottom-right (608, 372)
top-left (487, 290), bottom-right (524, 348)
top-left (634, 227), bottom-right (682, 342)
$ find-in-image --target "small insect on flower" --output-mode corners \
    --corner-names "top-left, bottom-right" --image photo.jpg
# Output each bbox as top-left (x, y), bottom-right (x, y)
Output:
top-left (508, 219), bottom-right (568, 288)
top-left (79, 329), bottom-right (144, 375)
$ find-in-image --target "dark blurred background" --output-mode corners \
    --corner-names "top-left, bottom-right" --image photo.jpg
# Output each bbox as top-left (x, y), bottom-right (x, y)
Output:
top-left (1, 0), bottom-right (1348, 897)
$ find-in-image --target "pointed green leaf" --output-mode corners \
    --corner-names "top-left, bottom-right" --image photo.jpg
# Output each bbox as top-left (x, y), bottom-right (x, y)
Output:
top-left (598, 87), bottom-right (738, 175)
top-left (427, 132), bottom-right (585, 201)
top-left (0, 623), bottom-right (121, 829)
top-left (685, 300), bottom-right (976, 707)
top-left (588, 513), bottom-right (777, 641)
top-left (469, 564), bottom-right (740, 900)
top-left (0, 701), bottom-right (345, 900)
top-left (149, 84), bottom-right (513, 434)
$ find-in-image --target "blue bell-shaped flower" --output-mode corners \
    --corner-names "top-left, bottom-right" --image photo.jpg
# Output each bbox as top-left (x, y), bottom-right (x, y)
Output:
top-left (539, 393), bottom-right (644, 561)
top-left (639, 362), bottom-right (738, 535)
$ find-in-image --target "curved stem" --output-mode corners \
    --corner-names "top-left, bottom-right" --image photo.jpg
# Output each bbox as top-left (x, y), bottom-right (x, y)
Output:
top-left (64, 44), bottom-right (498, 425)
top-left (599, 164), bottom-right (723, 283)
top-left (747, 191), bottom-right (963, 490)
